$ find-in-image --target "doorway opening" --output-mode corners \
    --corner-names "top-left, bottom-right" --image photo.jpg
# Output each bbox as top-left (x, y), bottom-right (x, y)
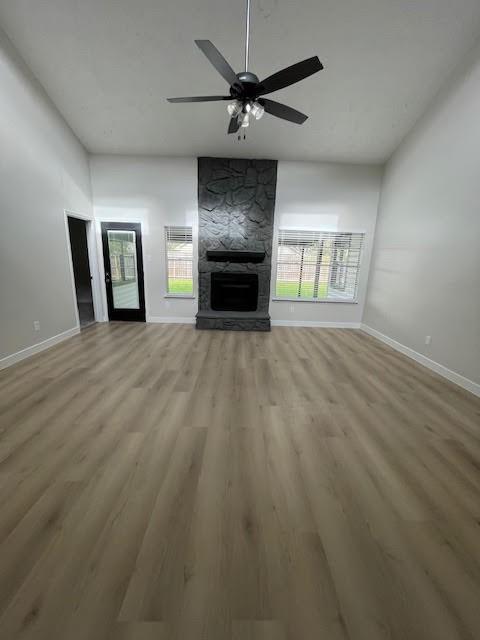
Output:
top-left (67, 216), bottom-right (95, 328)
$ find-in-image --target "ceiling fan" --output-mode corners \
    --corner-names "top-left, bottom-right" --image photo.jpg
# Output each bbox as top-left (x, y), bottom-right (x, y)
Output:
top-left (167, 0), bottom-right (324, 136)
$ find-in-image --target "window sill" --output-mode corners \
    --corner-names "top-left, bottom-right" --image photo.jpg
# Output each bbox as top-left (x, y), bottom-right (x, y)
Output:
top-left (164, 294), bottom-right (196, 299)
top-left (272, 297), bottom-right (358, 304)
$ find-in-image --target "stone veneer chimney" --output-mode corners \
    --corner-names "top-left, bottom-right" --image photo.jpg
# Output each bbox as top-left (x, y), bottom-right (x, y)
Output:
top-left (196, 157), bottom-right (277, 331)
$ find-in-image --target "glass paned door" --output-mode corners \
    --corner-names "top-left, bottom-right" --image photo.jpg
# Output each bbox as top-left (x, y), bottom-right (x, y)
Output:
top-left (101, 222), bottom-right (146, 321)
top-left (108, 230), bottom-right (140, 309)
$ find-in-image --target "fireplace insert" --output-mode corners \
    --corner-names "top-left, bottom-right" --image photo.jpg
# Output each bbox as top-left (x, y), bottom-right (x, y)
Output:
top-left (211, 272), bottom-right (258, 312)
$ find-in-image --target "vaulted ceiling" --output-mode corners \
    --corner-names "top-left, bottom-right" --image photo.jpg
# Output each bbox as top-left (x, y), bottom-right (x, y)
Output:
top-left (1, 0), bottom-right (480, 162)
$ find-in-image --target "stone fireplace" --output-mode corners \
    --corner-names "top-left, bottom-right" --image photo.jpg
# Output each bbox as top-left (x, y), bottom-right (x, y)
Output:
top-left (196, 157), bottom-right (277, 331)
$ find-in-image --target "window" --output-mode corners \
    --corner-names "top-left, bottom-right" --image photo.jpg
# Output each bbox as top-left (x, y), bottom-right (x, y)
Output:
top-left (274, 230), bottom-right (364, 302)
top-left (107, 232), bottom-right (137, 284)
top-left (165, 226), bottom-right (194, 296)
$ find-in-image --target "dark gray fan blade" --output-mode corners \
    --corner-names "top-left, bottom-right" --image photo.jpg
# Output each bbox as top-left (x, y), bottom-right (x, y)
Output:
top-left (260, 98), bottom-right (308, 124)
top-left (167, 96), bottom-right (230, 103)
top-left (228, 116), bottom-right (241, 134)
top-left (258, 56), bottom-right (323, 96)
top-left (195, 40), bottom-right (239, 87)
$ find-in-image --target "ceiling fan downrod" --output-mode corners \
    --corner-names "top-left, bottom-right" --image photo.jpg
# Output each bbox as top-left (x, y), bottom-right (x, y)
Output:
top-left (244, 0), bottom-right (251, 72)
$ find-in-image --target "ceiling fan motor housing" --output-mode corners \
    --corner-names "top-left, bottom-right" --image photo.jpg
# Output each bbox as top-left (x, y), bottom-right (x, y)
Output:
top-left (231, 71), bottom-right (260, 100)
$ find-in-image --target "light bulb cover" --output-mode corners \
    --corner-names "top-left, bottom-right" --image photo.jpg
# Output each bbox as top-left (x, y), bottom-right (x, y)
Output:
top-left (241, 113), bottom-right (250, 127)
top-left (227, 100), bottom-right (242, 117)
top-left (250, 101), bottom-right (265, 120)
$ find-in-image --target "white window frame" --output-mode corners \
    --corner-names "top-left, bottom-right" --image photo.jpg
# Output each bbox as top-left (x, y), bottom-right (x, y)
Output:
top-left (164, 226), bottom-right (195, 299)
top-left (272, 228), bottom-right (365, 304)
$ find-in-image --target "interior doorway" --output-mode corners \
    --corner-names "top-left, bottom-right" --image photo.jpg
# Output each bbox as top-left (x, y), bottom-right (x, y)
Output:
top-left (67, 216), bottom-right (95, 328)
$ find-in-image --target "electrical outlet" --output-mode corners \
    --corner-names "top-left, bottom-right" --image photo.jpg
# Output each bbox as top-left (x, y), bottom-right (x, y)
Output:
top-left (289, 305), bottom-right (295, 313)
top-left (33, 320), bottom-right (40, 332)
top-left (425, 335), bottom-right (431, 345)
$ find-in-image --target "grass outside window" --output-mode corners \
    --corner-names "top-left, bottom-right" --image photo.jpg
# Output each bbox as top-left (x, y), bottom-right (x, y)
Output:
top-left (167, 277), bottom-right (193, 295)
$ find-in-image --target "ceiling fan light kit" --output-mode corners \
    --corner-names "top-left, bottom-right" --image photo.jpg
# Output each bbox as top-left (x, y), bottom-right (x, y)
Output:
top-left (167, 0), bottom-right (324, 137)
top-left (227, 98), bottom-right (265, 127)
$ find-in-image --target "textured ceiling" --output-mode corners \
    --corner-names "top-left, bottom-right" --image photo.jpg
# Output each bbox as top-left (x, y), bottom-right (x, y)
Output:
top-left (1, 0), bottom-right (480, 162)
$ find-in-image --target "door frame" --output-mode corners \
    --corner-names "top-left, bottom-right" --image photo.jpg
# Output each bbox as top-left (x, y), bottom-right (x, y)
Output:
top-left (64, 209), bottom-right (102, 328)
top-left (101, 221), bottom-right (146, 322)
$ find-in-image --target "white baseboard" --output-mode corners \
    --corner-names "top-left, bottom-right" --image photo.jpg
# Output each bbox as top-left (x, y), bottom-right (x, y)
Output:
top-left (361, 324), bottom-right (480, 398)
top-left (147, 316), bottom-right (196, 325)
top-left (0, 326), bottom-right (80, 371)
top-left (271, 320), bottom-right (361, 328)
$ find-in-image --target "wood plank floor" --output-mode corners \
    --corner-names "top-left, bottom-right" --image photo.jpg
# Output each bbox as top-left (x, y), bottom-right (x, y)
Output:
top-left (0, 323), bottom-right (479, 640)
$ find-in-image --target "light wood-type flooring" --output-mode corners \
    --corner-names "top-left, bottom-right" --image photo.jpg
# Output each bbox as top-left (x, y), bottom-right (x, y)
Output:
top-left (0, 323), bottom-right (480, 640)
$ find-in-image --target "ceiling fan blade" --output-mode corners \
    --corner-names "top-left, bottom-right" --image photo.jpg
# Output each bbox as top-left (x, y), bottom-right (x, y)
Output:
top-left (167, 96), bottom-right (230, 103)
top-left (195, 40), bottom-right (239, 87)
top-left (260, 98), bottom-right (308, 124)
top-left (258, 56), bottom-right (323, 96)
top-left (228, 117), bottom-right (241, 134)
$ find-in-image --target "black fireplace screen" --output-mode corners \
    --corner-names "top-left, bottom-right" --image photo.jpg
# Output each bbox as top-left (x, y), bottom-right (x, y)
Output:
top-left (211, 272), bottom-right (258, 312)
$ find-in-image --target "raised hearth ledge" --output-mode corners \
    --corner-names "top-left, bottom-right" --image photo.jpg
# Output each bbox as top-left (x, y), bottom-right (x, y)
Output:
top-left (196, 309), bottom-right (271, 332)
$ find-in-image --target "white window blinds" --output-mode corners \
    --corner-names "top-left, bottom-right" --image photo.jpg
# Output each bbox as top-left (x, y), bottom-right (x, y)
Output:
top-left (165, 226), bottom-right (194, 296)
top-left (275, 230), bottom-right (364, 302)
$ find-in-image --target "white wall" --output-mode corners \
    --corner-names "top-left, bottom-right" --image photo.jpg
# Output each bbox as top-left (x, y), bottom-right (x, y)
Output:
top-left (90, 156), bottom-right (382, 325)
top-left (271, 161), bottom-right (382, 326)
top-left (364, 42), bottom-right (480, 388)
top-left (0, 29), bottom-right (92, 361)
top-left (90, 155), bottom-right (198, 322)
